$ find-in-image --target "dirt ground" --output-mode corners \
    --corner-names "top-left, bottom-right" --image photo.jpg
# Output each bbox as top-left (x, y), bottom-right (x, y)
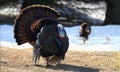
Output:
top-left (0, 47), bottom-right (120, 72)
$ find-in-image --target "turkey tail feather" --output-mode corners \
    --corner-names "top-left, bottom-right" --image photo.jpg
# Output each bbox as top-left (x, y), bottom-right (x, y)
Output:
top-left (14, 5), bottom-right (60, 45)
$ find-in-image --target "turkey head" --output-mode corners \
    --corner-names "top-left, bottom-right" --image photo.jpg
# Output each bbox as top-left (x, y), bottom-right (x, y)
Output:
top-left (14, 5), bottom-right (69, 66)
top-left (33, 18), bottom-right (69, 66)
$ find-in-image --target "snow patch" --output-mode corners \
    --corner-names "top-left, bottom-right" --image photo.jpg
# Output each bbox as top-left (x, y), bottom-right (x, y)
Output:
top-left (0, 25), bottom-right (120, 51)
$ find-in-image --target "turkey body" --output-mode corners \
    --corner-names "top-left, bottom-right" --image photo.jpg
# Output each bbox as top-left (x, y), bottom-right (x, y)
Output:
top-left (33, 19), bottom-right (69, 66)
top-left (13, 5), bottom-right (69, 66)
top-left (79, 22), bottom-right (91, 44)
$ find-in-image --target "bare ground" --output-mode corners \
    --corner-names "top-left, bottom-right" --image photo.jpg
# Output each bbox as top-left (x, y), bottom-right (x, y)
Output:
top-left (0, 47), bottom-right (120, 72)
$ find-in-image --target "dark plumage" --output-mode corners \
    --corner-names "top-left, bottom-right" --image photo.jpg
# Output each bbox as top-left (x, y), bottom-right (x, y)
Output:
top-left (14, 5), bottom-right (69, 66)
top-left (79, 22), bottom-right (91, 44)
top-left (33, 19), bottom-right (69, 66)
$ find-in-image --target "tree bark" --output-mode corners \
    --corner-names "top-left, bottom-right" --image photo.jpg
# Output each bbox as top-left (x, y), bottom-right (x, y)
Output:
top-left (104, 0), bottom-right (120, 24)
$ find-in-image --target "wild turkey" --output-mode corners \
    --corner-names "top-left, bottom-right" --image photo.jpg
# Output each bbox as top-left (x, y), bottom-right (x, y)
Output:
top-left (14, 5), bottom-right (69, 66)
top-left (79, 22), bottom-right (91, 44)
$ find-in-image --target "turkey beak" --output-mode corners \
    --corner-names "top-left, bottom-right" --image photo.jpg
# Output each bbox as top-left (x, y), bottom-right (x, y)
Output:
top-left (57, 24), bottom-right (65, 38)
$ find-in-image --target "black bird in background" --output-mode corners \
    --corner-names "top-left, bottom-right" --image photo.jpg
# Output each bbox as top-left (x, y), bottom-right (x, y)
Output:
top-left (14, 5), bottom-right (69, 66)
top-left (79, 22), bottom-right (91, 44)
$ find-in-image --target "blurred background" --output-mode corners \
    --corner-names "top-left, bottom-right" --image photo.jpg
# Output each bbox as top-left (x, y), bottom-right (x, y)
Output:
top-left (0, 0), bottom-right (120, 26)
top-left (0, 0), bottom-right (120, 51)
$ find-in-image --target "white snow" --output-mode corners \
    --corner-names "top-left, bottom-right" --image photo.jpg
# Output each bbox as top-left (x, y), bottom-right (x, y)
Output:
top-left (0, 25), bottom-right (32, 49)
top-left (0, 25), bottom-right (120, 51)
top-left (65, 25), bottom-right (120, 51)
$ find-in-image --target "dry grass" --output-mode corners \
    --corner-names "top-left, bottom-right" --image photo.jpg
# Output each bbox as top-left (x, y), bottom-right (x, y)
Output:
top-left (113, 52), bottom-right (120, 71)
top-left (0, 47), bottom-right (120, 72)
